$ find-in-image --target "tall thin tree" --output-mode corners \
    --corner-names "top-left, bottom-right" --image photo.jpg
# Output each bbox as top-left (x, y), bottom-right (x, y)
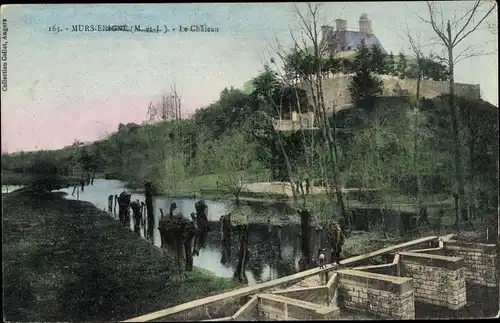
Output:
top-left (413, 0), bottom-right (496, 230)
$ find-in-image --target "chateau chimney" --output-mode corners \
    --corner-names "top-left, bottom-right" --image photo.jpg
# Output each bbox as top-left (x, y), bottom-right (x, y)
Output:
top-left (335, 19), bottom-right (347, 32)
top-left (321, 25), bottom-right (334, 41)
top-left (359, 13), bottom-right (372, 34)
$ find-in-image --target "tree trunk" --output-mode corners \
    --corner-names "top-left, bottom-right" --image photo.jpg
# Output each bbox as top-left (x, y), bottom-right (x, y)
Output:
top-left (175, 235), bottom-right (182, 276)
top-left (184, 234), bottom-right (194, 271)
top-left (293, 88), bottom-right (312, 177)
top-left (467, 108), bottom-right (479, 221)
top-left (221, 215), bottom-right (232, 265)
top-left (277, 225), bottom-right (283, 260)
top-left (312, 69), bottom-right (349, 230)
top-left (195, 203), bottom-right (209, 249)
top-left (275, 132), bottom-right (298, 204)
top-left (447, 21), bottom-right (466, 231)
top-left (414, 58), bottom-right (423, 228)
top-left (233, 225), bottom-right (249, 283)
top-left (298, 209), bottom-right (312, 268)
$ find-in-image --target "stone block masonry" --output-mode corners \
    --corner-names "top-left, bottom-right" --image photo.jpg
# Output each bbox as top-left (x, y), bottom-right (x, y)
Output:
top-left (336, 269), bottom-right (415, 319)
top-left (443, 240), bottom-right (497, 287)
top-left (271, 286), bottom-right (330, 307)
top-left (297, 74), bottom-right (480, 112)
top-left (257, 293), bottom-right (337, 320)
top-left (399, 251), bottom-right (467, 310)
top-left (231, 296), bottom-right (258, 321)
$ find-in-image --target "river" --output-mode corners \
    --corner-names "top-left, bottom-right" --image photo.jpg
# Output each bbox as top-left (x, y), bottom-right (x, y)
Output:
top-left (53, 179), bottom-right (303, 284)
top-left (3, 179), bottom-right (497, 318)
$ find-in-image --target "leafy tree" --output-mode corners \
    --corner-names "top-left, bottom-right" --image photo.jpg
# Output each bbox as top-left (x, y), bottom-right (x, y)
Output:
top-left (354, 40), bottom-right (373, 72)
top-left (215, 131), bottom-right (261, 203)
top-left (421, 55), bottom-right (449, 81)
top-left (340, 58), bottom-right (355, 74)
top-left (386, 52), bottom-right (397, 76)
top-left (349, 41), bottom-right (384, 113)
top-left (370, 45), bottom-right (388, 75)
top-left (396, 52), bottom-right (408, 78)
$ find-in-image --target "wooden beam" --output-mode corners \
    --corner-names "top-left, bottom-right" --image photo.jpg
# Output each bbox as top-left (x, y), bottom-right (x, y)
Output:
top-left (122, 235), bottom-right (438, 322)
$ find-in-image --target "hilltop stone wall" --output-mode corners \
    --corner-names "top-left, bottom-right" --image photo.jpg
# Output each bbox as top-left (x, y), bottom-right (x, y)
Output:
top-left (297, 74), bottom-right (481, 111)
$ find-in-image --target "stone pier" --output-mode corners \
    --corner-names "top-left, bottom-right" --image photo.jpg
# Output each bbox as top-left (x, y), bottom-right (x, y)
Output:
top-left (399, 251), bottom-right (467, 310)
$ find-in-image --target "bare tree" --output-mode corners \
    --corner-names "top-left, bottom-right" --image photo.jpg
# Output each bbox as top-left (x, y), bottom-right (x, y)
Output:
top-left (274, 3), bottom-right (349, 227)
top-left (402, 26), bottom-right (426, 224)
top-left (214, 131), bottom-right (253, 204)
top-left (414, 0), bottom-right (496, 230)
top-left (160, 86), bottom-right (182, 122)
top-left (251, 69), bottom-right (300, 204)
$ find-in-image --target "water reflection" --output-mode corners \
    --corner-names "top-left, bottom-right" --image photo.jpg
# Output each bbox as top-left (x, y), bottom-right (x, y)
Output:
top-left (56, 179), bottom-right (302, 282)
top-left (2, 185), bottom-right (24, 194)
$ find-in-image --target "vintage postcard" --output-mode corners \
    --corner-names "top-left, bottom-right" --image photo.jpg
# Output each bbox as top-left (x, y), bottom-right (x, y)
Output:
top-left (1, 2), bottom-right (498, 322)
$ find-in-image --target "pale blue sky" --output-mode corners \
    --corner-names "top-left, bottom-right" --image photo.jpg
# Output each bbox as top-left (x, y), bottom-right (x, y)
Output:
top-left (1, 2), bottom-right (497, 152)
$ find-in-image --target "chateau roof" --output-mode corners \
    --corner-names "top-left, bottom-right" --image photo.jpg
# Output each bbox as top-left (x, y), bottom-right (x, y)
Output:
top-left (325, 30), bottom-right (386, 54)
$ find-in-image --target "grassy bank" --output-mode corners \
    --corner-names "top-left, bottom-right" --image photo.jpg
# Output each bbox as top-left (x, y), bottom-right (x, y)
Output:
top-left (3, 190), bottom-right (239, 322)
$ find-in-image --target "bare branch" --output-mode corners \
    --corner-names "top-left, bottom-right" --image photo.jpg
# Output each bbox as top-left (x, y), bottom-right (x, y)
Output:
top-left (452, 1), bottom-right (497, 46)
top-left (425, 1), bottom-right (451, 47)
top-left (293, 4), bottom-right (315, 44)
top-left (449, 3), bottom-right (478, 30)
top-left (453, 44), bottom-right (495, 64)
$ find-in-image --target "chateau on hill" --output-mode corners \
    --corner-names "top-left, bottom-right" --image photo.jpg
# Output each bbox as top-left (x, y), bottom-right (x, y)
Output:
top-left (321, 14), bottom-right (386, 54)
top-left (273, 14), bottom-right (481, 132)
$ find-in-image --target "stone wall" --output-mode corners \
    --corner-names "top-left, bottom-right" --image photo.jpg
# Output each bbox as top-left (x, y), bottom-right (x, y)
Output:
top-left (297, 74), bottom-right (480, 111)
top-left (232, 296), bottom-right (258, 321)
top-left (352, 263), bottom-right (398, 276)
top-left (272, 286), bottom-right (330, 306)
top-left (326, 272), bottom-right (340, 308)
top-left (257, 293), bottom-right (337, 320)
top-left (336, 269), bottom-right (415, 319)
top-left (443, 240), bottom-right (497, 287)
top-left (148, 296), bottom-right (244, 321)
top-left (399, 251), bottom-right (467, 310)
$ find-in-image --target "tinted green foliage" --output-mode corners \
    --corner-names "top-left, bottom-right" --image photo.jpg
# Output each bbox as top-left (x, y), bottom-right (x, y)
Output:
top-left (1, 53), bottom-right (496, 207)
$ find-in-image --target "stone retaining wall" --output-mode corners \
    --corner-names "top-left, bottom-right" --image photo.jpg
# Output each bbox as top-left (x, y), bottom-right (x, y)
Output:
top-left (399, 251), bottom-right (466, 310)
top-left (336, 269), bottom-right (415, 319)
top-left (443, 240), bottom-right (497, 287)
top-left (298, 75), bottom-right (480, 113)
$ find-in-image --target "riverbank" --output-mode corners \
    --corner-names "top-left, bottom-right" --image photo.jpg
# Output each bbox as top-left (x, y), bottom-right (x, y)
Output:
top-left (3, 189), bottom-right (239, 322)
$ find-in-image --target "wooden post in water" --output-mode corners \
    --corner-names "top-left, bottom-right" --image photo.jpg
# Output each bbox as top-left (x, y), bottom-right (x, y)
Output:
top-left (221, 213), bottom-right (232, 265)
top-left (108, 195), bottom-right (113, 214)
top-left (277, 224), bottom-right (282, 260)
top-left (233, 224), bottom-right (249, 283)
top-left (298, 208), bottom-right (312, 270)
